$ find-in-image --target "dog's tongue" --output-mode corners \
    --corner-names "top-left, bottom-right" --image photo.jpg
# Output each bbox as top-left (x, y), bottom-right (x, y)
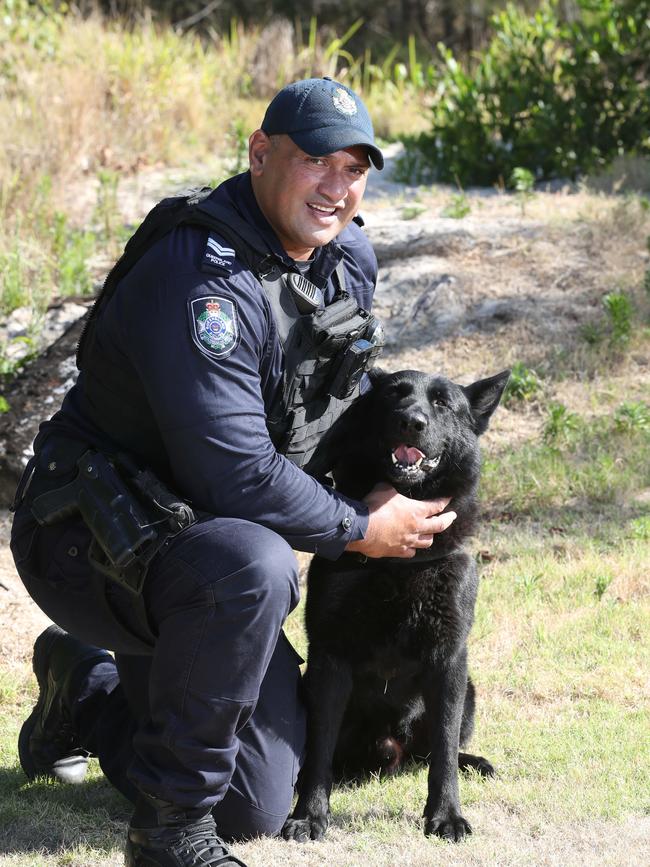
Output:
top-left (393, 445), bottom-right (426, 465)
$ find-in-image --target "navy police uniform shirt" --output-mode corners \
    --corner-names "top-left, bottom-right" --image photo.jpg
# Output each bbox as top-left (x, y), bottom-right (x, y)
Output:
top-left (40, 172), bottom-right (378, 559)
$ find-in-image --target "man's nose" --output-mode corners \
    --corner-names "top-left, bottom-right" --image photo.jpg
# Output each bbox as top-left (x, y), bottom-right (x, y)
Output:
top-left (317, 170), bottom-right (348, 202)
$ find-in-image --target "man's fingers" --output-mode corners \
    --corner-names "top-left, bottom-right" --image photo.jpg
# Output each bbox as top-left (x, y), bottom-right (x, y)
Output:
top-left (419, 497), bottom-right (452, 516)
top-left (423, 510), bottom-right (457, 534)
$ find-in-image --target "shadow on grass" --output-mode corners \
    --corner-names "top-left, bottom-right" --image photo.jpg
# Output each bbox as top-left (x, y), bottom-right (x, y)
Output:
top-left (0, 766), bottom-right (129, 855)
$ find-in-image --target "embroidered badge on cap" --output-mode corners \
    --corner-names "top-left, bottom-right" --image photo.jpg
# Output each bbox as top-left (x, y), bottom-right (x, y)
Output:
top-left (201, 234), bottom-right (235, 276)
top-left (189, 296), bottom-right (239, 359)
top-left (332, 87), bottom-right (357, 116)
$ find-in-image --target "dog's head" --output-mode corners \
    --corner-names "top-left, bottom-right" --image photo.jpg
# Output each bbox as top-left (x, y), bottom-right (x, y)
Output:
top-left (308, 368), bottom-right (510, 500)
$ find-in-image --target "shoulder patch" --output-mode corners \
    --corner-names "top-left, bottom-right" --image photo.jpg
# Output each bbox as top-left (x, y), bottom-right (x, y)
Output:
top-left (189, 296), bottom-right (239, 359)
top-left (201, 233), bottom-right (236, 276)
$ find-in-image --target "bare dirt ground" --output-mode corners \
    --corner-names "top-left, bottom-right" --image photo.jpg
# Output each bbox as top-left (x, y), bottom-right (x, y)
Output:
top-left (1, 148), bottom-right (649, 865)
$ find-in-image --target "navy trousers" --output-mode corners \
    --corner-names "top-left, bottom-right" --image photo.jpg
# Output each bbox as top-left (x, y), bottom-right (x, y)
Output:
top-left (11, 505), bottom-right (306, 840)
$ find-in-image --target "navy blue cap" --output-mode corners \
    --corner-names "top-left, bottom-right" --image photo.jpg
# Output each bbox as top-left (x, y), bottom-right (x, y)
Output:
top-left (261, 78), bottom-right (384, 170)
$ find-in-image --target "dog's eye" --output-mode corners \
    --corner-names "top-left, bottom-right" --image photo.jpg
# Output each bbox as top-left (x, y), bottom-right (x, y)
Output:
top-left (385, 382), bottom-right (412, 399)
top-left (431, 396), bottom-right (447, 408)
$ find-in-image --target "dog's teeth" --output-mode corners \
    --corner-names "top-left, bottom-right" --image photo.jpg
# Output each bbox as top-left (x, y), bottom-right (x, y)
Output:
top-left (391, 453), bottom-right (398, 465)
top-left (414, 457), bottom-right (423, 468)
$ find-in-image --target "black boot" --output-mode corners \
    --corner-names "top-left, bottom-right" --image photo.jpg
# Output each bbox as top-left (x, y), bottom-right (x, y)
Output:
top-left (19, 624), bottom-right (114, 784)
top-left (125, 794), bottom-right (249, 867)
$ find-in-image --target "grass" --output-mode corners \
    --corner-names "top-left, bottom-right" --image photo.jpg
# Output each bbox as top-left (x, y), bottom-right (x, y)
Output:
top-left (1, 360), bottom-right (649, 864)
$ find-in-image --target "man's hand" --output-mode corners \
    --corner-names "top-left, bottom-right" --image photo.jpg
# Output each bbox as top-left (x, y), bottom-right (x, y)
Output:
top-left (346, 483), bottom-right (456, 559)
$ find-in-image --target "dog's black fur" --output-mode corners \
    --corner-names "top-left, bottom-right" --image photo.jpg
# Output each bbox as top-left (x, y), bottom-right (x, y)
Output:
top-left (282, 367), bottom-right (510, 843)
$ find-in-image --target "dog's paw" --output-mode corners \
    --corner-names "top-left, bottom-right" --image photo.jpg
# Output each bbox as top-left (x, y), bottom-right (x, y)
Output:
top-left (281, 814), bottom-right (329, 843)
top-left (424, 812), bottom-right (472, 842)
top-left (458, 751), bottom-right (496, 778)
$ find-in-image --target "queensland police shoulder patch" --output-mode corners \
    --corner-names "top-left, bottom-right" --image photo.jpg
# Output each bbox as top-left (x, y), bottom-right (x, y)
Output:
top-left (189, 296), bottom-right (239, 359)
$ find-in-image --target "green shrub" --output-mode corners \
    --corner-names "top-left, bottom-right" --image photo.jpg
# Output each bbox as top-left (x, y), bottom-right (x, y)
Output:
top-left (399, 0), bottom-right (650, 185)
top-left (503, 361), bottom-right (542, 404)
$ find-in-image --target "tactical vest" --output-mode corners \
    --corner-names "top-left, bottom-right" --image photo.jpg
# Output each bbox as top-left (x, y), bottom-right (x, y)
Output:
top-left (77, 188), bottom-right (383, 471)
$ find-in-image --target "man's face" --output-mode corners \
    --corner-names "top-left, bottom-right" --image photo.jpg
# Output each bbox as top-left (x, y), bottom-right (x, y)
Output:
top-left (249, 132), bottom-right (370, 261)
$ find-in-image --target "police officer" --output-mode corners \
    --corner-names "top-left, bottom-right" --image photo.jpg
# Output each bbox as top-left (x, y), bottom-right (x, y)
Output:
top-left (10, 79), bottom-right (455, 867)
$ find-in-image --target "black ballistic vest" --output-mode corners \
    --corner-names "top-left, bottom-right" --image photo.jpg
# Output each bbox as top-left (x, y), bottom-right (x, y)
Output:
top-left (77, 189), bottom-right (383, 470)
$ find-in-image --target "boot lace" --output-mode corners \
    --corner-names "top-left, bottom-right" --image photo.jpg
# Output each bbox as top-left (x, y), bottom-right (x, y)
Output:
top-left (169, 816), bottom-right (246, 866)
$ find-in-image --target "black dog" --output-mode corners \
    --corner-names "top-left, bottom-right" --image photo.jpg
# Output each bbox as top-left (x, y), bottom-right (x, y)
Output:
top-left (282, 367), bottom-right (510, 843)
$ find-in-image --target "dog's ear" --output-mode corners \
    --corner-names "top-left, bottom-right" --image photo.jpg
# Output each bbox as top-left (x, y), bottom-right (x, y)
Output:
top-left (462, 369), bottom-right (510, 435)
top-left (367, 366), bottom-right (389, 387)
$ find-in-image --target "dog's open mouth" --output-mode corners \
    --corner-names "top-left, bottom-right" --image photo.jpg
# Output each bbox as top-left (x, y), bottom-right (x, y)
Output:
top-left (389, 444), bottom-right (441, 481)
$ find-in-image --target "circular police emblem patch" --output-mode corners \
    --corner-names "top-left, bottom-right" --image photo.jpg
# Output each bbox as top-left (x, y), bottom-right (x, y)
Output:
top-left (332, 87), bottom-right (358, 116)
top-left (189, 296), bottom-right (239, 359)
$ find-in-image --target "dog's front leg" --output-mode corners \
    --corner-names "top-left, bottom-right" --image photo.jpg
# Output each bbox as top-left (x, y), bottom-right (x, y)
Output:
top-left (282, 652), bottom-right (353, 842)
top-left (421, 649), bottom-right (472, 842)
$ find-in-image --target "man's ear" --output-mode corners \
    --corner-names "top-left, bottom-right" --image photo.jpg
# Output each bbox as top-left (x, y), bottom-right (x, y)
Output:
top-left (249, 130), bottom-right (272, 176)
top-left (462, 369), bottom-right (511, 435)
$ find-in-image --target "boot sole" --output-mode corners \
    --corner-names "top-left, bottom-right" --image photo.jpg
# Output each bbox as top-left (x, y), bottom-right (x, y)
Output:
top-left (18, 625), bottom-right (108, 783)
top-left (18, 626), bottom-right (67, 780)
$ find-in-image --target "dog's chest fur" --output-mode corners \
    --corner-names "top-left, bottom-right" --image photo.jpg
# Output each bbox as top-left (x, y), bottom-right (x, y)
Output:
top-left (306, 549), bottom-right (477, 674)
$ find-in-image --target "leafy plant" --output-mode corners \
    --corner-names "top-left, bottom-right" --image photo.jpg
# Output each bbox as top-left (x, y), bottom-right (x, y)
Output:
top-left (503, 361), bottom-right (542, 404)
top-left (593, 574), bottom-right (612, 600)
top-left (511, 167), bottom-right (536, 217)
top-left (602, 291), bottom-right (633, 345)
top-left (0, 395), bottom-right (9, 413)
top-left (401, 202), bottom-right (426, 220)
top-left (441, 192), bottom-right (471, 219)
top-left (613, 401), bottom-right (650, 433)
top-left (543, 402), bottom-right (580, 445)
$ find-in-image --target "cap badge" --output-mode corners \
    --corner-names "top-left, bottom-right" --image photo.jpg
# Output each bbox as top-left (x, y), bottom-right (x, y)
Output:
top-left (332, 87), bottom-right (358, 116)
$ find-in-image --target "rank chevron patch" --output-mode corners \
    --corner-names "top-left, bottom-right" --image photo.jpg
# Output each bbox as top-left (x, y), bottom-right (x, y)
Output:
top-left (201, 233), bottom-right (236, 276)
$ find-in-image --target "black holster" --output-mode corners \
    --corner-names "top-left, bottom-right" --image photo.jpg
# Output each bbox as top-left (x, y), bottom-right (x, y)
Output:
top-left (29, 449), bottom-right (196, 595)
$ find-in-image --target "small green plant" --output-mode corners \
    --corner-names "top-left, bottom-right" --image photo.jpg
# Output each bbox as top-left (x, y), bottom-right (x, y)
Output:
top-left (225, 119), bottom-right (249, 177)
top-left (94, 169), bottom-right (120, 248)
top-left (580, 321), bottom-right (603, 345)
top-left (0, 395), bottom-right (9, 413)
top-left (441, 192), bottom-right (471, 219)
top-left (602, 291), bottom-right (633, 346)
top-left (629, 515), bottom-right (650, 539)
top-left (516, 571), bottom-right (541, 595)
top-left (401, 202), bottom-right (426, 220)
top-left (613, 401), bottom-right (650, 433)
top-left (503, 361), bottom-right (542, 404)
top-left (51, 211), bottom-right (94, 297)
top-left (543, 402), bottom-right (580, 446)
top-left (0, 244), bottom-right (27, 314)
top-left (593, 574), bottom-right (612, 601)
top-left (510, 167), bottom-right (536, 217)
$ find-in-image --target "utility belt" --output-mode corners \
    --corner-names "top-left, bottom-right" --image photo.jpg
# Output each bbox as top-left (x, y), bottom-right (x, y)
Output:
top-left (15, 439), bottom-right (196, 596)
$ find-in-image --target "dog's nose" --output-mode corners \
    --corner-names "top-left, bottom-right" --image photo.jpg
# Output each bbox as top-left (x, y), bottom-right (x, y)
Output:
top-left (398, 408), bottom-right (428, 438)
